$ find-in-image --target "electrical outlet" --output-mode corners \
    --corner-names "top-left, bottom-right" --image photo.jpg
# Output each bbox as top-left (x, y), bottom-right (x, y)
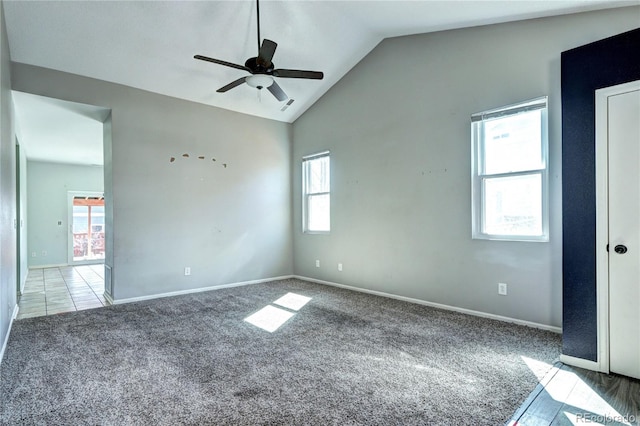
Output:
top-left (184, 267), bottom-right (191, 276)
top-left (31, 252), bottom-right (36, 257)
top-left (498, 282), bottom-right (508, 296)
top-left (42, 251), bottom-right (47, 257)
top-left (338, 263), bottom-right (343, 271)
top-left (315, 260), bottom-right (320, 268)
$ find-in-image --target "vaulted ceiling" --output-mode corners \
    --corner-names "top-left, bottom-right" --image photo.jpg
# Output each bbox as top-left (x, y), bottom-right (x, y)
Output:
top-left (6, 1), bottom-right (636, 123)
top-left (5, 1), bottom-right (637, 165)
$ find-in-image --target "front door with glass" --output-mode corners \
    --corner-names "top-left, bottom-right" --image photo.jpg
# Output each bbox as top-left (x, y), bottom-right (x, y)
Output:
top-left (69, 193), bottom-right (105, 264)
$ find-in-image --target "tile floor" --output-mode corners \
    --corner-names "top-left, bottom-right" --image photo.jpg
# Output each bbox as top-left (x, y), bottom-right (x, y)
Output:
top-left (17, 264), bottom-right (110, 320)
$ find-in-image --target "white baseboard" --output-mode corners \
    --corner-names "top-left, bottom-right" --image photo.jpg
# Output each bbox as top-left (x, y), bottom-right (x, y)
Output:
top-left (295, 275), bottom-right (562, 334)
top-left (559, 354), bottom-right (605, 373)
top-left (0, 304), bottom-right (20, 366)
top-left (110, 275), bottom-right (295, 305)
top-left (28, 263), bottom-right (68, 269)
top-left (103, 292), bottom-right (114, 305)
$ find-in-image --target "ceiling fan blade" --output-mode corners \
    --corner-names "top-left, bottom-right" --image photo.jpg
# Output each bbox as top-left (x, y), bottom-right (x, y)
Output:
top-left (257, 39), bottom-right (277, 67)
top-left (272, 69), bottom-right (324, 80)
top-left (216, 77), bottom-right (247, 93)
top-left (194, 55), bottom-right (251, 72)
top-left (267, 81), bottom-right (288, 102)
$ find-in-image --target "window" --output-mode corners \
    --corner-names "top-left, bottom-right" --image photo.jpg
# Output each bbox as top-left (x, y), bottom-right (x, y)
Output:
top-left (471, 97), bottom-right (548, 241)
top-left (302, 151), bottom-right (330, 233)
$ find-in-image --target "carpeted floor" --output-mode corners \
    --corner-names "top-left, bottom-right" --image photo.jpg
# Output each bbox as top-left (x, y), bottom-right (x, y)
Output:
top-left (0, 278), bottom-right (560, 425)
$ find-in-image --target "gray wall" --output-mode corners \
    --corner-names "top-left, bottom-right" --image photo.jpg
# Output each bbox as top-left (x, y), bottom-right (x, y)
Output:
top-left (12, 64), bottom-right (293, 300)
top-left (7, 5), bottom-right (637, 331)
top-left (0, 0), bottom-right (16, 354)
top-left (26, 160), bottom-right (104, 267)
top-left (292, 7), bottom-right (640, 328)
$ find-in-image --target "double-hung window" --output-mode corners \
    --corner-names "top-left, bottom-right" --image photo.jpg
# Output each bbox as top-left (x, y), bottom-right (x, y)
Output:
top-left (302, 151), bottom-right (330, 233)
top-left (471, 97), bottom-right (548, 241)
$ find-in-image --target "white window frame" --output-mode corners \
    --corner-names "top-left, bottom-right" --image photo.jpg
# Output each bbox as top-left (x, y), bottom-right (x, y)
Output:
top-left (302, 151), bottom-right (330, 234)
top-left (471, 96), bottom-right (549, 242)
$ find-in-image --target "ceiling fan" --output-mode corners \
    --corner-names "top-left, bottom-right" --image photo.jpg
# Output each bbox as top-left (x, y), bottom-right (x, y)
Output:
top-left (194, 0), bottom-right (324, 102)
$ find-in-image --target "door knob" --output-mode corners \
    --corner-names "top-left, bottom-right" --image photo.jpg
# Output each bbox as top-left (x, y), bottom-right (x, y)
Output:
top-left (614, 244), bottom-right (628, 254)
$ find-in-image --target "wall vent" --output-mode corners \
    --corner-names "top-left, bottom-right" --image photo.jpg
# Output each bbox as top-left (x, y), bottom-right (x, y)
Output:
top-left (104, 264), bottom-right (113, 297)
top-left (280, 99), bottom-right (295, 112)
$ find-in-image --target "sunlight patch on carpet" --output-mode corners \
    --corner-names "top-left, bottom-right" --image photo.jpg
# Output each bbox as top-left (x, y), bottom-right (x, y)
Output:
top-left (273, 293), bottom-right (311, 311)
top-left (244, 305), bottom-right (295, 333)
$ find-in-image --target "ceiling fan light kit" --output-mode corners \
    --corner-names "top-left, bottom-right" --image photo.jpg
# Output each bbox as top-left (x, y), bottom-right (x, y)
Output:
top-left (246, 75), bottom-right (274, 90)
top-left (194, 0), bottom-right (323, 104)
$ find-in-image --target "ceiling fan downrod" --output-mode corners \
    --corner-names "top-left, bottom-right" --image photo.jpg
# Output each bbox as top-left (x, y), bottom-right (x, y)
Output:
top-left (256, 0), bottom-right (261, 53)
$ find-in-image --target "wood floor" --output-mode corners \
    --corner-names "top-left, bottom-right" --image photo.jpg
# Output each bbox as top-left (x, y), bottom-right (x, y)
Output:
top-left (508, 363), bottom-right (640, 425)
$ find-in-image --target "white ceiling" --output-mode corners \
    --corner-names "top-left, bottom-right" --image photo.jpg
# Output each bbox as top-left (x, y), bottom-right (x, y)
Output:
top-left (13, 91), bottom-right (110, 166)
top-left (4, 0), bottom-right (638, 165)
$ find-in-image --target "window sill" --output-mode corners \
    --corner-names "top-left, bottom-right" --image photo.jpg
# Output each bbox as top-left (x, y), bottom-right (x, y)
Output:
top-left (472, 234), bottom-right (549, 243)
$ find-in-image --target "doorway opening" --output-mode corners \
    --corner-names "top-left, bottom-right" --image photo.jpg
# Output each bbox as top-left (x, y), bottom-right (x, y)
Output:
top-left (12, 91), bottom-right (113, 307)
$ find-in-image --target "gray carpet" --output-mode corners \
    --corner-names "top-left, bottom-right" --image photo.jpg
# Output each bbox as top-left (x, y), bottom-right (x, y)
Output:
top-left (1, 278), bottom-right (560, 425)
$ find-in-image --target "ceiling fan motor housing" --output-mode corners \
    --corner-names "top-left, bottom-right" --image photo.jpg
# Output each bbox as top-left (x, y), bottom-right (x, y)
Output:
top-left (246, 57), bottom-right (274, 75)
